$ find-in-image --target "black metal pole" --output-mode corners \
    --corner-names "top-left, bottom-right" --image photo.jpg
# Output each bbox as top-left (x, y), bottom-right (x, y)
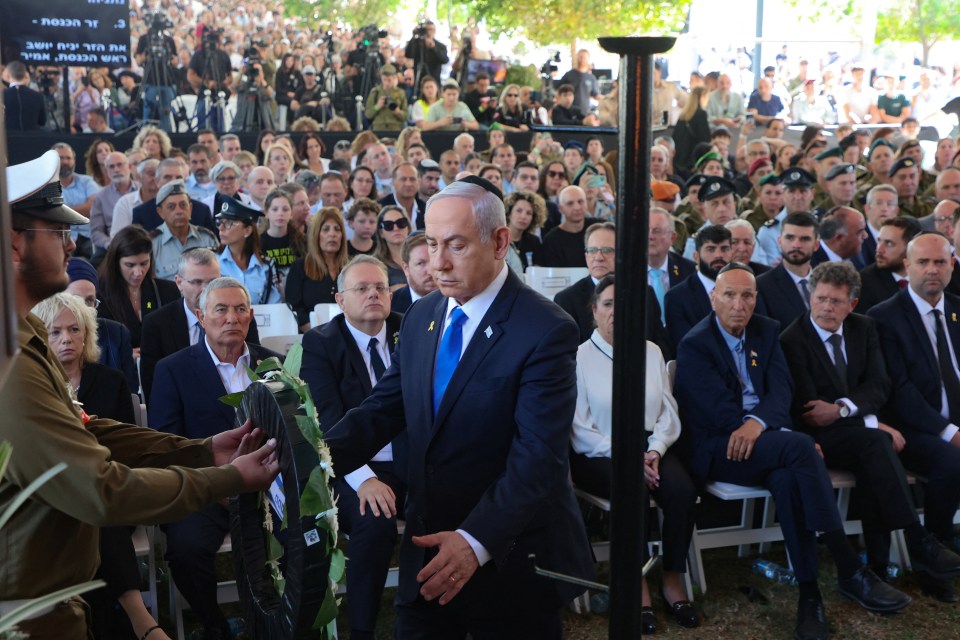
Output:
top-left (598, 36), bottom-right (675, 639)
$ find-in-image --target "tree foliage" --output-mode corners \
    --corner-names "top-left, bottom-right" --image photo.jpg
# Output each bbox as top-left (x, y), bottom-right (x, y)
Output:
top-left (469, 0), bottom-right (690, 46)
top-left (283, 0), bottom-right (404, 29)
top-left (876, 0), bottom-right (958, 65)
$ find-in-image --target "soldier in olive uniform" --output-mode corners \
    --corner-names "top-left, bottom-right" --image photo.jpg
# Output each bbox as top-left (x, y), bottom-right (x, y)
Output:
top-left (889, 156), bottom-right (937, 218)
top-left (0, 151), bottom-right (280, 640)
top-left (364, 63), bottom-right (408, 131)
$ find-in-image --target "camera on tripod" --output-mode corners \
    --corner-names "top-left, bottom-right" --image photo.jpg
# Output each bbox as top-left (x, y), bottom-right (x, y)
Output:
top-left (202, 26), bottom-right (224, 50)
top-left (541, 51), bottom-right (560, 77)
top-left (358, 24), bottom-right (388, 49)
top-left (147, 11), bottom-right (173, 32)
top-left (413, 22), bottom-right (430, 38)
top-left (38, 70), bottom-right (59, 92)
top-left (242, 46), bottom-right (261, 78)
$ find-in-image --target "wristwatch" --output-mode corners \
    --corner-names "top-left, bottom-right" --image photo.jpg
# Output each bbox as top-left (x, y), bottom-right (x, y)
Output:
top-left (836, 402), bottom-right (850, 418)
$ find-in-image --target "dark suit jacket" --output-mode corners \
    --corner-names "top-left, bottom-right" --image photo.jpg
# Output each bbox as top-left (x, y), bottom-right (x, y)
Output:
top-left (140, 298), bottom-right (261, 401)
top-left (780, 312), bottom-right (890, 434)
top-left (132, 197), bottom-right (215, 234)
top-left (324, 269), bottom-right (593, 606)
top-left (868, 289), bottom-right (960, 436)
top-left (301, 312), bottom-right (403, 427)
top-left (3, 85), bottom-right (45, 131)
top-left (812, 246), bottom-right (866, 271)
top-left (756, 264), bottom-right (808, 330)
top-left (378, 193), bottom-right (427, 229)
top-left (856, 264), bottom-right (901, 313)
top-left (665, 253), bottom-right (696, 288)
top-left (674, 312), bottom-right (794, 484)
top-left (390, 286), bottom-right (414, 314)
top-left (665, 273), bottom-right (712, 352)
top-left (554, 276), bottom-right (671, 358)
top-left (148, 341), bottom-right (281, 438)
top-left (78, 362), bottom-right (136, 425)
top-left (860, 228), bottom-right (877, 267)
top-left (96, 317), bottom-right (139, 393)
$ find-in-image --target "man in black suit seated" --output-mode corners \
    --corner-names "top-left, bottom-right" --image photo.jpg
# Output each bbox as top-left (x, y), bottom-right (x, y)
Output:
top-left (757, 212), bottom-right (820, 329)
top-left (555, 221), bottom-right (670, 355)
top-left (149, 278), bottom-right (281, 640)
top-left (648, 207), bottom-right (696, 325)
top-left (665, 224), bottom-right (731, 352)
top-left (675, 263), bottom-right (911, 640)
top-left (3, 61), bottom-right (45, 131)
top-left (868, 233), bottom-right (960, 601)
top-left (300, 256), bottom-right (404, 639)
top-left (857, 217), bottom-right (920, 313)
top-left (725, 219), bottom-right (770, 275)
top-left (862, 184), bottom-right (900, 266)
top-left (813, 207), bottom-right (868, 270)
top-left (392, 232), bottom-right (437, 314)
top-left (781, 261), bottom-right (960, 587)
top-left (132, 158), bottom-right (216, 234)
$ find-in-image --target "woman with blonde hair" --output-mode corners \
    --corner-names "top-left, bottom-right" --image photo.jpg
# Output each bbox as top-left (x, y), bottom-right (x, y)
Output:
top-left (672, 86), bottom-right (711, 173)
top-left (496, 83), bottom-right (529, 131)
top-left (132, 125), bottom-right (171, 160)
top-left (285, 207), bottom-right (349, 331)
top-left (395, 126), bottom-right (423, 163)
top-left (265, 143), bottom-right (295, 184)
top-left (33, 293), bottom-right (171, 639)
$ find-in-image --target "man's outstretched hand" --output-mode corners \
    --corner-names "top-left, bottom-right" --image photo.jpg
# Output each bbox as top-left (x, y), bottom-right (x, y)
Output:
top-left (413, 531), bottom-right (480, 605)
top-left (230, 438), bottom-right (280, 492)
top-left (211, 419), bottom-right (265, 466)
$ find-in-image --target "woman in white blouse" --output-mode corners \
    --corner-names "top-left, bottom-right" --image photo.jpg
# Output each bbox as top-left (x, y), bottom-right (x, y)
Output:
top-left (570, 274), bottom-right (699, 634)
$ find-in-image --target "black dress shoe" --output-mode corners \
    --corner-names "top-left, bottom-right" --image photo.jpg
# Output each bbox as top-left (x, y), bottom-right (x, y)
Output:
top-left (794, 596), bottom-right (829, 640)
top-left (837, 567), bottom-right (911, 612)
top-left (910, 533), bottom-right (960, 579)
top-left (916, 571), bottom-right (959, 603)
top-left (663, 597), bottom-right (699, 628)
top-left (642, 606), bottom-right (657, 634)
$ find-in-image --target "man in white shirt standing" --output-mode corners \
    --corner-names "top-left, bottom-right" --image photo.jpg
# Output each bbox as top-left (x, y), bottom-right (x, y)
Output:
top-left (300, 256), bottom-right (404, 640)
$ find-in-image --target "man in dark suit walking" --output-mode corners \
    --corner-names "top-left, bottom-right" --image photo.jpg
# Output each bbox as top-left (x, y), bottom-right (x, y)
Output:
top-left (857, 217), bottom-right (920, 313)
top-left (3, 61), bottom-right (45, 131)
top-left (675, 263), bottom-right (911, 640)
top-left (149, 277), bottom-right (281, 640)
top-left (301, 255), bottom-right (404, 639)
top-left (781, 262), bottom-right (960, 584)
top-left (757, 212), bottom-right (820, 329)
top-left (665, 224), bottom-right (732, 351)
top-left (868, 233), bottom-right (960, 600)
top-left (324, 178), bottom-right (593, 637)
top-left (392, 232), bottom-right (437, 314)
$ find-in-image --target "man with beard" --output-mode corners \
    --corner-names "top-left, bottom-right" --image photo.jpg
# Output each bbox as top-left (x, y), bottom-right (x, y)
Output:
top-left (186, 144), bottom-right (216, 201)
top-left (391, 232), bottom-right (438, 313)
top-left (756, 168), bottom-right (816, 265)
top-left (89, 152), bottom-right (138, 257)
top-left (861, 184), bottom-right (900, 267)
top-left (417, 159), bottom-right (442, 201)
top-left (53, 142), bottom-right (100, 260)
top-left (757, 212), bottom-right (821, 328)
top-left (856, 217), bottom-right (921, 313)
top-left (665, 224), bottom-right (732, 351)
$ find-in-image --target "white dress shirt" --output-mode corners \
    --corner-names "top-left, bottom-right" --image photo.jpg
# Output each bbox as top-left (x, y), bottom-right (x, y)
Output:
top-left (342, 319), bottom-right (393, 491)
top-left (204, 339), bottom-right (252, 394)
top-left (907, 286), bottom-right (960, 441)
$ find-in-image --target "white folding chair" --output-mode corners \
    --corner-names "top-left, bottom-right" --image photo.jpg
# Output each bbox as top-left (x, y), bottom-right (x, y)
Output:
top-left (309, 303), bottom-right (342, 328)
top-left (524, 267), bottom-right (588, 301)
top-left (132, 526), bottom-right (159, 619)
top-left (260, 334), bottom-right (303, 355)
top-left (167, 533), bottom-right (237, 640)
top-left (251, 304), bottom-right (299, 338)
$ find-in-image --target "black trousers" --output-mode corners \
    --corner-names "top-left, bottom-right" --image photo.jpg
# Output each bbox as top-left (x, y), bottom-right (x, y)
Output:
top-left (89, 526), bottom-right (141, 640)
top-left (162, 503), bottom-right (231, 636)
top-left (899, 430), bottom-right (960, 543)
top-left (813, 425), bottom-right (918, 567)
top-left (333, 461), bottom-right (405, 638)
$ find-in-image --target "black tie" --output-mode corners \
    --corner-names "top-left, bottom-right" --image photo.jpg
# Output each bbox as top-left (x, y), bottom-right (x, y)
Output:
top-left (799, 278), bottom-right (810, 309)
top-left (368, 337), bottom-right (386, 382)
top-left (827, 334), bottom-right (847, 393)
top-left (932, 310), bottom-right (960, 420)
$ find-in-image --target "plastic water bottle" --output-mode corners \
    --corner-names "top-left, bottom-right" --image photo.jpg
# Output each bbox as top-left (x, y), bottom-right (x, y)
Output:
top-left (859, 552), bottom-right (902, 581)
top-left (752, 558), bottom-right (798, 585)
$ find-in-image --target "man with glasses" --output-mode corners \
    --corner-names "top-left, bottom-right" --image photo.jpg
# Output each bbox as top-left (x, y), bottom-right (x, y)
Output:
top-left (301, 255), bottom-right (404, 639)
top-left (151, 181), bottom-right (219, 280)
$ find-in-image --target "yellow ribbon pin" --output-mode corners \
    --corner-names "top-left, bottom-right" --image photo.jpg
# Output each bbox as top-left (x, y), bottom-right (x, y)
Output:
top-left (751, 359), bottom-right (758, 367)
top-left (428, 321), bottom-right (435, 332)
top-left (953, 313), bottom-right (957, 323)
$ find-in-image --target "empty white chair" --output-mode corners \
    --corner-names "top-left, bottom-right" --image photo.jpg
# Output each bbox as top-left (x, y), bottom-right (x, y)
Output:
top-left (261, 334), bottom-right (304, 355)
top-left (251, 304), bottom-right (299, 339)
top-left (524, 267), bottom-right (588, 301)
top-left (309, 303), bottom-right (342, 328)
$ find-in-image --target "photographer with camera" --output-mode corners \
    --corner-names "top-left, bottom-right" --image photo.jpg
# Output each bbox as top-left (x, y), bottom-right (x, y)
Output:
top-left (134, 11), bottom-right (178, 131)
top-left (292, 65), bottom-right (335, 124)
top-left (187, 26), bottom-right (232, 97)
top-left (230, 45), bottom-right (277, 133)
top-left (404, 20), bottom-right (448, 95)
top-left (364, 63), bottom-right (408, 131)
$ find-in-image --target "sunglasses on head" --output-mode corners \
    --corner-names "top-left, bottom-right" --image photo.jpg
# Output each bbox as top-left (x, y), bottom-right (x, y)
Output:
top-left (380, 218), bottom-right (410, 231)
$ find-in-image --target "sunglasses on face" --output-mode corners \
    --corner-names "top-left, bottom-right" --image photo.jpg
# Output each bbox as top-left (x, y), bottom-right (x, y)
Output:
top-left (380, 218), bottom-right (410, 231)
top-left (547, 171), bottom-right (566, 179)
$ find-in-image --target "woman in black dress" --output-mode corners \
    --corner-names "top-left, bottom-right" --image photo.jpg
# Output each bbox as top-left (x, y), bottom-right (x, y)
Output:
top-left (32, 292), bottom-right (167, 640)
top-left (97, 226), bottom-right (178, 357)
top-left (285, 207), bottom-right (349, 332)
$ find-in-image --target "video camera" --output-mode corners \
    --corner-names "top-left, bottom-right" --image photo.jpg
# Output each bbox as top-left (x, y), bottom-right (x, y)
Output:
top-left (541, 51), bottom-right (560, 77)
top-left (202, 25), bottom-right (224, 50)
top-left (358, 24), bottom-right (388, 49)
top-left (242, 46), bottom-right (261, 78)
top-left (413, 22), bottom-right (430, 38)
top-left (147, 11), bottom-right (173, 32)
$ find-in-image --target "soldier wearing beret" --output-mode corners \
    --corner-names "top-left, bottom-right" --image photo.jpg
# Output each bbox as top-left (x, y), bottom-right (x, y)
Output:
top-left (0, 151), bottom-right (279, 640)
top-left (672, 173), bottom-right (708, 253)
top-left (889, 157), bottom-right (937, 218)
top-left (742, 173), bottom-right (784, 232)
top-left (151, 180), bottom-right (218, 280)
top-left (816, 163), bottom-right (859, 211)
top-left (683, 176), bottom-right (739, 260)
top-left (812, 146), bottom-right (843, 203)
top-left (856, 139), bottom-right (897, 200)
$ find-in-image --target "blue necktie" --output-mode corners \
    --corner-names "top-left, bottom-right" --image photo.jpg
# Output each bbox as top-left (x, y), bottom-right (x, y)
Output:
top-left (649, 268), bottom-right (666, 325)
top-left (433, 307), bottom-right (468, 415)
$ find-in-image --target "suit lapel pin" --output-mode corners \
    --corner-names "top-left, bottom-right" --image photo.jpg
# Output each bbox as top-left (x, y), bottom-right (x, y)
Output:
top-left (750, 349), bottom-right (758, 359)
top-left (393, 331), bottom-right (400, 346)
top-left (751, 358), bottom-right (758, 367)
top-left (484, 326), bottom-right (493, 339)
top-left (672, 265), bottom-right (679, 276)
top-left (952, 313), bottom-right (957, 323)
top-left (428, 321), bottom-right (435, 332)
